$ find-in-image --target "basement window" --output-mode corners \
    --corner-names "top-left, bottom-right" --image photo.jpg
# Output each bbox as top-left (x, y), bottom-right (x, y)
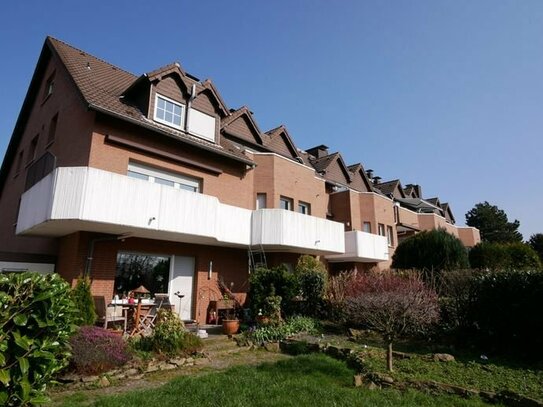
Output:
top-left (154, 94), bottom-right (184, 129)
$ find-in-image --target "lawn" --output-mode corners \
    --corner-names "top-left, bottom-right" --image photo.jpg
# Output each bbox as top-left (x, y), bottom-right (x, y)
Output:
top-left (56, 354), bottom-right (495, 407)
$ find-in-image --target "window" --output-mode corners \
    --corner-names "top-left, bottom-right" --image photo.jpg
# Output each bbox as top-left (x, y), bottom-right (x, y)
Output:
top-left (115, 253), bottom-right (170, 296)
top-left (363, 222), bottom-right (371, 233)
top-left (387, 226), bottom-right (394, 246)
top-left (47, 113), bottom-right (58, 144)
top-left (279, 196), bottom-right (293, 211)
top-left (154, 94), bottom-right (184, 129)
top-left (43, 71), bottom-right (55, 100)
top-left (27, 135), bottom-right (39, 164)
top-left (256, 193), bottom-right (266, 209)
top-left (378, 223), bottom-right (385, 237)
top-left (298, 201), bottom-right (311, 215)
top-left (127, 162), bottom-right (200, 192)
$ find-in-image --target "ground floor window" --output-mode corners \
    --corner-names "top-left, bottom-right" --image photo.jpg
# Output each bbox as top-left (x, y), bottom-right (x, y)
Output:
top-left (115, 253), bottom-right (170, 296)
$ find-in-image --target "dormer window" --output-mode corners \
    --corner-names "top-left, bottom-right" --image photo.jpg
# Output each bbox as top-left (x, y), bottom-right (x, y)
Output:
top-left (154, 94), bottom-right (184, 129)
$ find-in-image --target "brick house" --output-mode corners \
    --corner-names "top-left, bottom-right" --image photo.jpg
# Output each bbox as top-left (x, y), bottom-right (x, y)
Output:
top-left (0, 37), bottom-right (479, 323)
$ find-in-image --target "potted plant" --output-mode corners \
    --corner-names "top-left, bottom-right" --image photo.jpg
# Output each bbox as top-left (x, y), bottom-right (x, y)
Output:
top-left (222, 308), bottom-right (240, 335)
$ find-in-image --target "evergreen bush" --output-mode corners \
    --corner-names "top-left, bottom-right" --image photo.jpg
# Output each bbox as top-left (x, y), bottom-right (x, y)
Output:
top-left (0, 272), bottom-right (78, 406)
top-left (248, 265), bottom-right (298, 317)
top-left (391, 228), bottom-right (469, 274)
top-left (71, 274), bottom-right (97, 326)
top-left (295, 255), bottom-right (328, 316)
top-left (469, 242), bottom-right (541, 271)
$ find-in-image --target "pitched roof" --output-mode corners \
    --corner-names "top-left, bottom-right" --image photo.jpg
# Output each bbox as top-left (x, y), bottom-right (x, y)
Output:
top-left (347, 163), bottom-right (373, 192)
top-left (440, 203), bottom-right (456, 224)
top-left (426, 197), bottom-right (441, 207)
top-left (221, 106), bottom-right (263, 145)
top-left (374, 179), bottom-right (406, 199)
top-left (47, 37), bottom-right (252, 164)
top-left (310, 152), bottom-right (352, 185)
top-left (262, 125), bottom-right (300, 160)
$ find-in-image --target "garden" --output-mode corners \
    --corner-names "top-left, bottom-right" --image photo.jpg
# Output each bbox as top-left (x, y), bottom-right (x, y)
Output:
top-left (1, 228), bottom-right (543, 406)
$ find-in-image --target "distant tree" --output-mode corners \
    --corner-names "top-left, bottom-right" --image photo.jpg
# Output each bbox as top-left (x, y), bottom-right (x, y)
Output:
top-left (345, 272), bottom-right (439, 371)
top-left (528, 233), bottom-right (543, 263)
top-left (469, 241), bottom-right (541, 271)
top-left (392, 228), bottom-right (469, 273)
top-left (465, 201), bottom-right (522, 243)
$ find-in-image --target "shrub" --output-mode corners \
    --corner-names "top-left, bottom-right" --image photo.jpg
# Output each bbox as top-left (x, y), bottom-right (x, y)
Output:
top-left (0, 272), bottom-right (78, 406)
top-left (294, 255), bottom-right (328, 317)
top-left (242, 316), bottom-right (319, 345)
top-left (324, 270), bottom-right (359, 321)
top-left (70, 326), bottom-right (131, 374)
top-left (392, 228), bottom-right (469, 273)
top-left (345, 272), bottom-right (439, 371)
top-left (465, 270), bottom-right (543, 359)
top-left (71, 274), bottom-right (97, 326)
top-left (134, 309), bottom-right (203, 357)
top-left (248, 265), bottom-right (298, 317)
top-left (469, 242), bottom-right (541, 271)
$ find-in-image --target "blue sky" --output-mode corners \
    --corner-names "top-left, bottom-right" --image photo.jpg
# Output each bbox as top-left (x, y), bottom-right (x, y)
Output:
top-left (1, 0), bottom-right (542, 239)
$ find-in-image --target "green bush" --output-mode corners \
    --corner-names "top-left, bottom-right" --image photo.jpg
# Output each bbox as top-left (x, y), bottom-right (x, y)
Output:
top-left (0, 272), bottom-right (78, 406)
top-left (243, 316), bottom-right (319, 345)
top-left (248, 265), bottom-right (298, 317)
top-left (295, 255), bottom-right (328, 317)
top-left (134, 309), bottom-right (203, 357)
top-left (469, 242), bottom-right (541, 271)
top-left (71, 274), bottom-right (97, 326)
top-left (392, 228), bottom-right (469, 273)
top-left (464, 270), bottom-right (543, 359)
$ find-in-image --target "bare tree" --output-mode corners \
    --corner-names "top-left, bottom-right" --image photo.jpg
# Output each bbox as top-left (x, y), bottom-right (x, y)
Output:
top-left (345, 272), bottom-right (439, 371)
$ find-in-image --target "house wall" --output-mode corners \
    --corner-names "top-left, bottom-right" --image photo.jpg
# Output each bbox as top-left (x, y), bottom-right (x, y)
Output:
top-left (56, 232), bottom-right (250, 324)
top-left (252, 153), bottom-right (327, 217)
top-left (0, 52), bottom-right (94, 265)
top-left (88, 115), bottom-right (255, 209)
top-left (457, 227), bottom-right (481, 248)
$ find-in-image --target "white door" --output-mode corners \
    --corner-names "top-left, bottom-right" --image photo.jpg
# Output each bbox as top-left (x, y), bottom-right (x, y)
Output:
top-left (169, 256), bottom-right (195, 320)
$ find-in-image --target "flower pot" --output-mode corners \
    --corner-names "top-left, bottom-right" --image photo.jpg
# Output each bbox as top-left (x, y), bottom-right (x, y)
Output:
top-left (222, 319), bottom-right (240, 335)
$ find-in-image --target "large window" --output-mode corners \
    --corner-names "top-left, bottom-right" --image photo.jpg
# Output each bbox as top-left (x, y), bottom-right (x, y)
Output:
top-left (279, 196), bottom-right (293, 211)
top-left (115, 253), bottom-right (170, 296)
top-left (127, 162), bottom-right (200, 192)
top-left (154, 94), bottom-right (184, 129)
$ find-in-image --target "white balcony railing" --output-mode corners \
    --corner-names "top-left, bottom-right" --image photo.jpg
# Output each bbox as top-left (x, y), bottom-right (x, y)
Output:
top-left (326, 230), bottom-right (389, 263)
top-left (252, 209), bottom-right (344, 254)
top-left (17, 167), bottom-right (345, 254)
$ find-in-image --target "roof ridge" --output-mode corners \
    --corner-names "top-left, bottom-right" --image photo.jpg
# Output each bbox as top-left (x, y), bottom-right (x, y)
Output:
top-left (47, 36), bottom-right (136, 78)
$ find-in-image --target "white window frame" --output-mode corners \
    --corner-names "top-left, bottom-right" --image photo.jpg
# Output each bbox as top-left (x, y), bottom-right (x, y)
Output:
top-left (127, 162), bottom-right (200, 192)
top-left (279, 196), bottom-right (293, 211)
top-left (154, 93), bottom-right (185, 130)
top-left (298, 201), bottom-right (310, 215)
top-left (387, 225), bottom-right (394, 246)
top-left (363, 222), bottom-right (371, 233)
top-left (378, 223), bottom-right (385, 237)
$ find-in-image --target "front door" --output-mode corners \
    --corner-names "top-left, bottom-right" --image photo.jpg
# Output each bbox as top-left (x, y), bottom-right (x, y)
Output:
top-left (169, 256), bottom-right (195, 320)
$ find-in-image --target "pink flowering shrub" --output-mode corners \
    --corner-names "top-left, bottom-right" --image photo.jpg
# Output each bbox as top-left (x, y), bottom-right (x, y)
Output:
top-left (70, 326), bottom-right (131, 374)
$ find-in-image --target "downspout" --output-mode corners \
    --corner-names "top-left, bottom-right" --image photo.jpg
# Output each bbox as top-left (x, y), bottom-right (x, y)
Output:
top-left (185, 83), bottom-right (197, 133)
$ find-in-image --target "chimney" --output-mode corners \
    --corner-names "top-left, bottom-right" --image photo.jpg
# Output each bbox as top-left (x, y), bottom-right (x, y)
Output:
top-left (366, 169), bottom-right (374, 179)
top-left (306, 145), bottom-right (329, 159)
top-left (372, 176), bottom-right (381, 185)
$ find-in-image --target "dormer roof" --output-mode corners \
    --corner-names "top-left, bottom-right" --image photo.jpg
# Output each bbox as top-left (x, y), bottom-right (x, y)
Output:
top-left (262, 125), bottom-right (300, 160)
top-left (221, 106), bottom-right (264, 145)
top-left (310, 152), bottom-right (352, 186)
top-left (347, 163), bottom-right (373, 192)
top-left (374, 179), bottom-right (406, 199)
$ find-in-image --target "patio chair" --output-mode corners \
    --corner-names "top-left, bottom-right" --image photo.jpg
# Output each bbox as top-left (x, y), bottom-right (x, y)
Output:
top-left (93, 296), bottom-right (127, 332)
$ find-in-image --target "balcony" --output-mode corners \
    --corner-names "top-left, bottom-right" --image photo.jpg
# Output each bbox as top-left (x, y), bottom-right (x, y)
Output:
top-left (17, 167), bottom-right (345, 254)
top-left (326, 231), bottom-right (389, 263)
top-left (251, 209), bottom-right (344, 254)
top-left (17, 166), bottom-right (252, 246)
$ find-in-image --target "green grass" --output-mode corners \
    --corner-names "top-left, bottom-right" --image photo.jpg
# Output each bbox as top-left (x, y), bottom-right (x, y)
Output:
top-left (56, 354), bottom-right (494, 406)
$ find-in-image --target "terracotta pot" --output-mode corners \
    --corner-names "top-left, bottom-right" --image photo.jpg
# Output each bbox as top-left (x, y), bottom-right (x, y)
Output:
top-left (222, 319), bottom-right (240, 335)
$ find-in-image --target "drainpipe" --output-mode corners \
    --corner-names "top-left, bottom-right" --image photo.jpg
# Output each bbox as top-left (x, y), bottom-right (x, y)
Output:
top-left (185, 83), bottom-right (197, 133)
top-left (84, 235), bottom-right (121, 277)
